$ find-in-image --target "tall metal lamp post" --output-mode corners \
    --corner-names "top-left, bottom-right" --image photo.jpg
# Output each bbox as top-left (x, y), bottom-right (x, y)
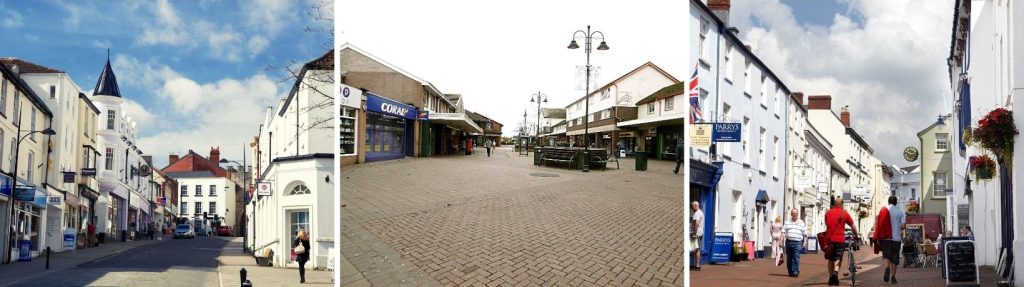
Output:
top-left (530, 92), bottom-right (547, 148)
top-left (220, 158), bottom-right (248, 251)
top-left (4, 127), bottom-right (56, 264)
top-left (568, 25), bottom-right (609, 172)
top-left (522, 110), bottom-right (528, 153)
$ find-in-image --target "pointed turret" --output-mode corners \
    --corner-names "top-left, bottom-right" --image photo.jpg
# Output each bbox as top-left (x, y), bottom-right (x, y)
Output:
top-left (93, 49), bottom-right (122, 98)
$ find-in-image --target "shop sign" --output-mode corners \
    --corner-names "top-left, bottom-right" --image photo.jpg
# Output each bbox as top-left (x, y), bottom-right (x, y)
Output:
top-left (366, 93), bottom-right (417, 120)
top-left (691, 124), bottom-right (712, 148)
top-left (418, 110), bottom-right (429, 120)
top-left (618, 131), bottom-right (635, 138)
top-left (712, 123), bottom-right (742, 142)
top-left (18, 240), bottom-right (31, 262)
top-left (15, 188), bottom-right (46, 207)
top-left (81, 168), bottom-right (97, 176)
top-left (340, 84), bottom-right (362, 109)
top-left (0, 173), bottom-right (10, 196)
top-left (257, 181), bottom-right (272, 196)
top-left (710, 232), bottom-right (734, 263)
top-left (48, 196), bottom-right (62, 206)
top-left (63, 229), bottom-right (76, 250)
top-left (794, 175), bottom-right (812, 189)
top-left (63, 172), bottom-right (76, 183)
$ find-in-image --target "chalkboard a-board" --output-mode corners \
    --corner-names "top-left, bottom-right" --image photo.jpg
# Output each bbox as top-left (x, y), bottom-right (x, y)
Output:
top-left (944, 240), bottom-right (978, 284)
top-left (905, 224), bottom-right (925, 243)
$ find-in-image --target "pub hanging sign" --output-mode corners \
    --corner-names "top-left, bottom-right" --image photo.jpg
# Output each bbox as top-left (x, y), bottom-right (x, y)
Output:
top-left (63, 171), bottom-right (76, 183)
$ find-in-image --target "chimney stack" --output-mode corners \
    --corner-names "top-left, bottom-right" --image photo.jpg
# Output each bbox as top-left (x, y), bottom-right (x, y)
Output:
top-left (209, 147), bottom-right (221, 165)
top-left (169, 154), bottom-right (179, 164)
top-left (708, 0), bottom-right (731, 25)
top-left (807, 95), bottom-right (832, 110)
top-left (840, 106), bottom-right (851, 127)
top-left (792, 92), bottom-right (804, 106)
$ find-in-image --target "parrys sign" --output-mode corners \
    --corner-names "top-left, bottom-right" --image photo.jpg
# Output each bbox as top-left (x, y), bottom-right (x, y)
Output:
top-left (366, 93), bottom-right (418, 120)
top-left (340, 83), bottom-right (361, 109)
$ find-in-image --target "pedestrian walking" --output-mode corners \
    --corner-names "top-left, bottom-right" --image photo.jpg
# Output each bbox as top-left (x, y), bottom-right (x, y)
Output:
top-left (771, 216), bottom-right (783, 265)
top-left (782, 208), bottom-right (807, 277)
top-left (486, 139), bottom-right (493, 157)
top-left (823, 196), bottom-right (859, 286)
top-left (884, 195), bottom-right (906, 284)
top-left (691, 201), bottom-right (704, 271)
top-left (88, 217), bottom-right (97, 247)
top-left (293, 229), bottom-right (311, 283)
top-left (674, 139), bottom-right (684, 174)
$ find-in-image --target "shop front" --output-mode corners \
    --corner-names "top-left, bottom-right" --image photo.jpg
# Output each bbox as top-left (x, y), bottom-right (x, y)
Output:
top-left (690, 159), bottom-right (723, 265)
top-left (340, 84), bottom-right (362, 166)
top-left (0, 173), bottom-right (10, 260)
top-left (364, 93), bottom-right (417, 162)
top-left (13, 185), bottom-right (47, 259)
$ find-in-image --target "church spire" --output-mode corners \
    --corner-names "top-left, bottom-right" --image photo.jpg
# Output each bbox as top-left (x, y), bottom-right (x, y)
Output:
top-left (93, 49), bottom-right (122, 98)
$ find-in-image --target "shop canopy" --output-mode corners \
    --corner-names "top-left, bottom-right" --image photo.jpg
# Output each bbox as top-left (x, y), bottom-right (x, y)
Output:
top-left (617, 113), bottom-right (685, 129)
top-left (754, 189), bottom-right (770, 204)
top-left (14, 178), bottom-right (46, 208)
top-left (430, 112), bottom-right (483, 134)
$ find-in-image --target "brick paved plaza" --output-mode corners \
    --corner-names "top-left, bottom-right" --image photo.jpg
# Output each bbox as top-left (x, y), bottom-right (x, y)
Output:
top-left (341, 146), bottom-right (684, 286)
top-left (692, 245), bottom-right (1002, 286)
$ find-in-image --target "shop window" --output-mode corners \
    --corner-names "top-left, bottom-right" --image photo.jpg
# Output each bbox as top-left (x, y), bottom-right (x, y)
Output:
top-left (340, 107), bottom-right (357, 156)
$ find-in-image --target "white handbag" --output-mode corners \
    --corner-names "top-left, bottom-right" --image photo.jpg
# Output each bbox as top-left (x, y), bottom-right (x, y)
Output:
top-left (294, 243), bottom-right (306, 254)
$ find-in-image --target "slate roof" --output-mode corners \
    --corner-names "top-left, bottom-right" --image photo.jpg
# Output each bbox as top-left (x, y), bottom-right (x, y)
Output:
top-left (0, 58), bottom-right (64, 73)
top-left (279, 49), bottom-right (333, 116)
top-left (635, 81), bottom-right (686, 106)
top-left (0, 60), bottom-right (54, 116)
top-left (92, 55), bottom-right (122, 98)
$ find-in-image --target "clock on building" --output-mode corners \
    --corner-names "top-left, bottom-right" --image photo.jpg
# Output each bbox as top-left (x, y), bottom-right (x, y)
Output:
top-left (903, 147), bottom-right (920, 162)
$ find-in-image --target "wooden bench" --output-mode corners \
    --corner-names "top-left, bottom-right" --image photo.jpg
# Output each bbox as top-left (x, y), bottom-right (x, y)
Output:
top-left (541, 148), bottom-right (576, 169)
top-left (586, 149), bottom-right (613, 171)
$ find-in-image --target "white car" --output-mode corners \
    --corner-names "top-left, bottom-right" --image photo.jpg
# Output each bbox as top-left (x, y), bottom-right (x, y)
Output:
top-left (173, 224), bottom-right (195, 239)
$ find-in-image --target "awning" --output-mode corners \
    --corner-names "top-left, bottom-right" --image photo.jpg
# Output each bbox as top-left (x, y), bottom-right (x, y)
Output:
top-left (617, 113), bottom-right (685, 128)
top-left (754, 189), bottom-right (769, 203)
top-left (430, 112), bottom-right (483, 134)
top-left (14, 181), bottom-right (46, 208)
top-left (566, 124), bottom-right (618, 136)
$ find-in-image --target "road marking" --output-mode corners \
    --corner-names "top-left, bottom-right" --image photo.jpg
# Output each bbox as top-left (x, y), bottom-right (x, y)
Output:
top-left (218, 266), bottom-right (224, 287)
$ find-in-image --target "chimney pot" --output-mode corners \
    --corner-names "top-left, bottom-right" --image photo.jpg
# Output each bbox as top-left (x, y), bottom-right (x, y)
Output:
top-left (169, 154), bottom-right (179, 164)
top-left (792, 92), bottom-right (804, 106)
top-left (708, 0), bottom-right (732, 24)
top-left (840, 106), bottom-right (851, 127)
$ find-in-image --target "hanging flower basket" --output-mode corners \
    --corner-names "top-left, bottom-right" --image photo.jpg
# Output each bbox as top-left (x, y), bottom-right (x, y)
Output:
top-left (906, 201), bottom-right (920, 214)
top-left (973, 108), bottom-right (1018, 163)
top-left (970, 155), bottom-right (997, 180)
top-left (858, 210), bottom-right (869, 219)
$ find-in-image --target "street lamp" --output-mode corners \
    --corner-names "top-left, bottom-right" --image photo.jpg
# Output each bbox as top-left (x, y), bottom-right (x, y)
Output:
top-left (568, 25), bottom-right (609, 172)
top-left (4, 127), bottom-right (56, 264)
top-left (530, 92), bottom-right (547, 148)
top-left (220, 158), bottom-right (249, 251)
top-left (522, 110), bottom-right (528, 153)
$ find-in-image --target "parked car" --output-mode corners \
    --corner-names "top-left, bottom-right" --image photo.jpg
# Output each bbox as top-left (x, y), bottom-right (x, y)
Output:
top-left (174, 224), bottom-right (195, 239)
top-left (216, 226), bottom-right (233, 237)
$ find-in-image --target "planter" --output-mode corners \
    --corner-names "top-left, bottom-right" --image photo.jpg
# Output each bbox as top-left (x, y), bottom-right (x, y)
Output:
top-left (973, 108), bottom-right (1018, 163)
top-left (737, 253), bottom-right (749, 261)
top-left (977, 168), bottom-right (995, 180)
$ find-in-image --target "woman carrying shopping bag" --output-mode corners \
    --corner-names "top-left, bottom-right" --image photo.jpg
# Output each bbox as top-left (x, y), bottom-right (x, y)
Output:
top-left (293, 229), bottom-right (312, 283)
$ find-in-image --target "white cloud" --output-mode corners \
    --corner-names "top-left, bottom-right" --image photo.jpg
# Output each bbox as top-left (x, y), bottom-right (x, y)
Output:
top-left (247, 36), bottom-right (270, 58)
top-left (727, 0), bottom-right (954, 165)
top-left (245, 0), bottom-right (293, 36)
top-left (2, 9), bottom-right (23, 28)
top-left (123, 99), bottom-right (156, 130)
top-left (135, 0), bottom-right (252, 62)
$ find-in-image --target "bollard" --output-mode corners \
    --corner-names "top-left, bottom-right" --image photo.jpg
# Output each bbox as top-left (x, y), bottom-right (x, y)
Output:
top-left (240, 268), bottom-right (252, 287)
top-left (45, 247), bottom-right (50, 269)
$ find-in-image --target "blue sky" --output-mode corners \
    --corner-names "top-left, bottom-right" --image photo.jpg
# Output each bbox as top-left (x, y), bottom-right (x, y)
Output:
top-left (0, 0), bottom-right (332, 167)
top-left (727, 0), bottom-right (953, 166)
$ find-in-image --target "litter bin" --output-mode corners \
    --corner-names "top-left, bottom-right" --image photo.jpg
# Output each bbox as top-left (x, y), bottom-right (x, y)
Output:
top-left (635, 151), bottom-right (648, 171)
top-left (98, 232), bottom-right (106, 244)
top-left (534, 148), bottom-right (542, 165)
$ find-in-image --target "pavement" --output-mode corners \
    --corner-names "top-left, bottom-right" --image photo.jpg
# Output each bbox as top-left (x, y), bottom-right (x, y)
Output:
top-left (691, 244), bottom-right (1004, 286)
top-left (341, 146), bottom-right (685, 286)
top-left (0, 235), bottom-right (332, 286)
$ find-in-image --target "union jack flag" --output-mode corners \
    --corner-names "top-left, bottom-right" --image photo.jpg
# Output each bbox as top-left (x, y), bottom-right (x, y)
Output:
top-left (689, 64), bottom-right (702, 123)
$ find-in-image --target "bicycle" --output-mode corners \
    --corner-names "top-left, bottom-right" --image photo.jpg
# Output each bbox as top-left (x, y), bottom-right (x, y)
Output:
top-left (843, 236), bottom-right (861, 286)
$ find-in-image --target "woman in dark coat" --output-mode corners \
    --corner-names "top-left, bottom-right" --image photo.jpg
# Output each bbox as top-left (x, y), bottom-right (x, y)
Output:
top-left (294, 229), bottom-right (311, 283)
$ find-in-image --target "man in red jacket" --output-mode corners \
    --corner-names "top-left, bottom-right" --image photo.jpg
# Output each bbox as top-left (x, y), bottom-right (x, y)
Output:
top-left (824, 196), bottom-right (859, 286)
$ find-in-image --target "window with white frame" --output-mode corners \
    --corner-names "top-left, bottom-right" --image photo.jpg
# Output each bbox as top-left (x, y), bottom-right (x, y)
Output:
top-left (588, 114), bottom-right (594, 122)
top-left (180, 202), bottom-right (187, 215)
top-left (601, 89), bottom-right (610, 100)
top-left (725, 44), bottom-right (733, 81)
top-left (0, 79), bottom-right (6, 116)
top-left (744, 60), bottom-right (752, 95)
top-left (936, 133), bottom-right (949, 151)
top-left (774, 88), bottom-right (781, 115)
top-left (12, 90), bottom-right (19, 126)
top-left (27, 152), bottom-right (33, 183)
top-left (289, 185), bottom-right (311, 195)
top-left (758, 128), bottom-right (766, 171)
top-left (699, 89), bottom-right (709, 119)
top-left (760, 76), bottom-right (768, 106)
top-left (49, 85), bottom-right (56, 98)
top-left (194, 202), bottom-right (202, 215)
top-left (742, 117), bottom-right (750, 163)
top-left (665, 97), bottom-right (674, 111)
top-left (209, 202), bottom-right (216, 214)
top-left (934, 172), bottom-right (948, 196)
top-left (107, 110), bottom-right (115, 130)
top-left (721, 104), bottom-right (731, 157)
top-left (210, 185), bottom-right (217, 196)
top-left (104, 148), bottom-right (113, 170)
top-left (601, 109), bottom-right (611, 120)
top-left (773, 136), bottom-right (779, 177)
top-left (648, 103), bottom-right (655, 114)
top-left (30, 108), bottom-right (36, 140)
top-left (700, 18), bottom-right (709, 60)
top-left (195, 185), bottom-right (202, 196)
top-left (181, 185), bottom-right (188, 197)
